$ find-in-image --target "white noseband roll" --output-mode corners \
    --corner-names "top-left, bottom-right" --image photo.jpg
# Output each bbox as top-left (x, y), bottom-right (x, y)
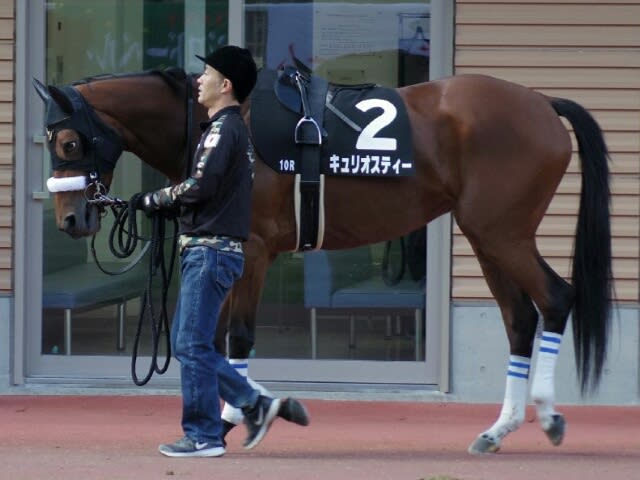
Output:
top-left (46, 175), bottom-right (88, 193)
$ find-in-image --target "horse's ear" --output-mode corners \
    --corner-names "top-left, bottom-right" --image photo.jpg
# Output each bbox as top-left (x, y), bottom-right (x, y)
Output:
top-left (32, 78), bottom-right (50, 103)
top-left (47, 85), bottom-right (74, 115)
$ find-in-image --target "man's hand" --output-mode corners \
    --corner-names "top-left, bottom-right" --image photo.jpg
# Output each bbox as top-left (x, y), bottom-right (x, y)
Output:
top-left (136, 191), bottom-right (160, 217)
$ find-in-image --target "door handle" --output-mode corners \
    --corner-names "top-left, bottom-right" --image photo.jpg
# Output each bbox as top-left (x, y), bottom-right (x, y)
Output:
top-left (32, 134), bottom-right (50, 199)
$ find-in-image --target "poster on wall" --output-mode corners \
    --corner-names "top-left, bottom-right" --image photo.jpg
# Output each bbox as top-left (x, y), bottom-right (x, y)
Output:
top-left (398, 13), bottom-right (430, 58)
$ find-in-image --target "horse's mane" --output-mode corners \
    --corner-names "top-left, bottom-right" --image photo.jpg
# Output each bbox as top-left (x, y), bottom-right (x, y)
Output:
top-left (70, 67), bottom-right (192, 96)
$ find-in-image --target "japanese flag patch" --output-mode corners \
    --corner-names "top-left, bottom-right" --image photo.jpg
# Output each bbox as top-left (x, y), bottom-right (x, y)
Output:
top-left (204, 132), bottom-right (220, 148)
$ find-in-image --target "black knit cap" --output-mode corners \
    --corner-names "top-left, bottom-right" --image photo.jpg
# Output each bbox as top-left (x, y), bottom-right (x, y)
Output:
top-left (196, 46), bottom-right (257, 103)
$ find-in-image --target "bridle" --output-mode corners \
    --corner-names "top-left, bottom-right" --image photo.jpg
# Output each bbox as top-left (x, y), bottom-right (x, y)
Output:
top-left (44, 85), bottom-right (127, 208)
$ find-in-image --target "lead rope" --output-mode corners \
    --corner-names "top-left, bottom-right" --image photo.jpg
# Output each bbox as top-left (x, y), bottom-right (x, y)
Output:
top-left (130, 208), bottom-right (178, 386)
top-left (89, 195), bottom-right (177, 386)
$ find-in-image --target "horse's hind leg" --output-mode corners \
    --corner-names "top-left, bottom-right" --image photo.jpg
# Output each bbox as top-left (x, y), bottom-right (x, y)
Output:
top-left (468, 252), bottom-right (539, 454)
top-left (489, 251), bottom-right (574, 447)
top-left (466, 242), bottom-right (574, 454)
top-left (529, 255), bottom-right (573, 446)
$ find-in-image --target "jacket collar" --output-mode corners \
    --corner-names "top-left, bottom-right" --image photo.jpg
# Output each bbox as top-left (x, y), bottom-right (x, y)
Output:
top-left (199, 105), bottom-right (240, 131)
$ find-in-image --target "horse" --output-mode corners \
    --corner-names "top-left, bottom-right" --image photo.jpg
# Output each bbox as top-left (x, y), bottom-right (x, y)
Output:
top-left (32, 65), bottom-right (612, 454)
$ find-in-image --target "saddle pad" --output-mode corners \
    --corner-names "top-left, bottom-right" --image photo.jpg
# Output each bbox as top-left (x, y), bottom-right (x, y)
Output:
top-left (250, 69), bottom-right (414, 177)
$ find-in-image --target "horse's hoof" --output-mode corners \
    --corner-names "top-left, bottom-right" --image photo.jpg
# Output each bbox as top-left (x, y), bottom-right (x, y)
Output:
top-left (278, 397), bottom-right (310, 426)
top-left (544, 414), bottom-right (566, 446)
top-left (468, 434), bottom-right (501, 455)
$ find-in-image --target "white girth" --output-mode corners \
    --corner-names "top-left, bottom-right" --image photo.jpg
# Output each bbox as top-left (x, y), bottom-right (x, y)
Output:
top-left (293, 173), bottom-right (326, 251)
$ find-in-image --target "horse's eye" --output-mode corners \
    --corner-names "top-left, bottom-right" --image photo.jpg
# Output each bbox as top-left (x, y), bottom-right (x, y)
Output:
top-left (63, 141), bottom-right (78, 153)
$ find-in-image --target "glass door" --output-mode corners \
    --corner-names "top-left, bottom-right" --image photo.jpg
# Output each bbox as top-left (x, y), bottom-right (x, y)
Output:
top-left (26, 0), bottom-right (228, 380)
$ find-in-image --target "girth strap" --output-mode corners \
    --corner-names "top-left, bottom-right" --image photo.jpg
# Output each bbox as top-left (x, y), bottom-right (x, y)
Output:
top-left (290, 67), bottom-right (328, 251)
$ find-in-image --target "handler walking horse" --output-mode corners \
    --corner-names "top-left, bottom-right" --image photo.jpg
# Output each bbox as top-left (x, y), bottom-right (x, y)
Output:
top-left (33, 66), bottom-right (612, 454)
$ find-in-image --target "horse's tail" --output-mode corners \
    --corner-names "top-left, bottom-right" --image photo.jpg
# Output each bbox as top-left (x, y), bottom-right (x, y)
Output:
top-left (550, 98), bottom-right (613, 394)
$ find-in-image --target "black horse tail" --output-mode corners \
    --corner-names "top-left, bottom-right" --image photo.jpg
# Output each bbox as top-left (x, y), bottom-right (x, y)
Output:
top-left (551, 98), bottom-right (613, 394)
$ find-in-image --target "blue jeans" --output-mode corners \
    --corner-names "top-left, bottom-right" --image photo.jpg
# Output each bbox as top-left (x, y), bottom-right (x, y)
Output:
top-left (172, 246), bottom-right (258, 445)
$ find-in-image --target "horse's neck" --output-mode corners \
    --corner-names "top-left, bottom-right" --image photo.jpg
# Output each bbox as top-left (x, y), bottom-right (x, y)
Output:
top-left (79, 78), bottom-right (192, 182)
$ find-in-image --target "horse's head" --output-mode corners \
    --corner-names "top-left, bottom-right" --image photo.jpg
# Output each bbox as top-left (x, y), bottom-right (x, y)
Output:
top-left (32, 78), bottom-right (124, 238)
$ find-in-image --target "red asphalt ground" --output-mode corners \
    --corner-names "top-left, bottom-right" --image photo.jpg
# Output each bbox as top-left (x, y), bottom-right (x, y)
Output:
top-left (0, 395), bottom-right (638, 480)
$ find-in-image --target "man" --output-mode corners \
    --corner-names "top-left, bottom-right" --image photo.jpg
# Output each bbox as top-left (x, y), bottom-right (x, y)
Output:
top-left (139, 45), bottom-right (305, 457)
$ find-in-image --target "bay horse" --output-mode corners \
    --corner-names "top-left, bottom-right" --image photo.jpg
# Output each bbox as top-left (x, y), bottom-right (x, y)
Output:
top-left (33, 66), bottom-right (612, 454)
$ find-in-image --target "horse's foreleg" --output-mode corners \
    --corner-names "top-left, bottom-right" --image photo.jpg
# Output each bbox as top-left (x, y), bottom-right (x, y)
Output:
top-left (468, 252), bottom-right (539, 455)
top-left (218, 239), bottom-right (310, 437)
top-left (216, 288), bottom-right (271, 427)
top-left (219, 234), bottom-right (272, 429)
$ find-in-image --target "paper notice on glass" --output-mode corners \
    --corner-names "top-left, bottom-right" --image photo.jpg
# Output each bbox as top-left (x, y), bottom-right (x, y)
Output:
top-left (260, 2), bottom-right (430, 70)
top-left (312, 3), bottom-right (429, 65)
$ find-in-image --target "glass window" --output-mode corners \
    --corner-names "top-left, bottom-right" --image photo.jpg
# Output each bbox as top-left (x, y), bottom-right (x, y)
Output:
top-left (245, 1), bottom-right (430, 362)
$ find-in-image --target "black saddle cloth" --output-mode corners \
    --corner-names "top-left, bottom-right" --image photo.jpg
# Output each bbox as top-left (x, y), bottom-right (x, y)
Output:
top-left (250, 68), bottom-right (414, 177)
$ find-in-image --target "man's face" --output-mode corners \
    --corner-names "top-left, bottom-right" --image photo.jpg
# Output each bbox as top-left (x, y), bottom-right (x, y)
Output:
top-left (197, 65), bottom-right (227, 108)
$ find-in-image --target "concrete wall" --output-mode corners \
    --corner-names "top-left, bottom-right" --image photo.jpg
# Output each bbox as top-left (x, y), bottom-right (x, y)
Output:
top-left (450, 303), bottom-right (640, 405)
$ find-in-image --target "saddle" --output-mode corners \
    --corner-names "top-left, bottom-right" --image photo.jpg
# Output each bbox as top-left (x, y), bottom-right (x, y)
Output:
top-left (250, 59), bottom-right (414, 251)
top-left (274, 58), bottom-right (370, 139)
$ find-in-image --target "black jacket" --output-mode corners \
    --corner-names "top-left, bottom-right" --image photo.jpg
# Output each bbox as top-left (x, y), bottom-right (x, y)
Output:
top-left (161, 105), bottom-right (253, 241)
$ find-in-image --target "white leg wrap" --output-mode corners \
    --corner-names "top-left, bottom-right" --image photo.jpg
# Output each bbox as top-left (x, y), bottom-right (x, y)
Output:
top-left (482, 355), bottom-right (530, 443)
top-left (531, 331), bottom-right (562, 430)
top-left (221, 359), bottom-right (250, 425)
top-left (221, 359), bottom-right (273, 425)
